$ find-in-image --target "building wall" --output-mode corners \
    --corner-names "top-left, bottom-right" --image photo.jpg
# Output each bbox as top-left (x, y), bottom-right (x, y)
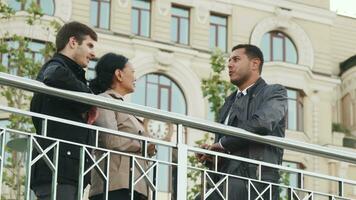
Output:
top-left (1, 0), bottom-right (356, 198)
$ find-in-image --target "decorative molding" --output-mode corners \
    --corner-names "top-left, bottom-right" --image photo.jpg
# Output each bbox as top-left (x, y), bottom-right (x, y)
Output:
top-left (54, 0), bottom-right (71, 21)
top-left (157, 0), bottom-right (170, 16)
top-left (118, 0), bottom-right (129, 8)
top-left (250, 16), bottom-right (314, 68)
top-left (195, 3), bottom-right (209, 24)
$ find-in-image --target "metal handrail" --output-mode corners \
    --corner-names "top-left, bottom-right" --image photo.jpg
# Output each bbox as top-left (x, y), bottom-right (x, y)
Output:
top-left (1, 72), bottom-right (356, 164)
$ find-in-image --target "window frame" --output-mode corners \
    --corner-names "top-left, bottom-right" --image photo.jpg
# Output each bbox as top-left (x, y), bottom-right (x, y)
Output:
top-left (262, 31), bottom-right (298, 63)
top-left (91, 0), bottom-right (111, 29)
top-left (286, 88), bottom-right (304, 132)
top-left (9, 0), bottom-right (55, 16)
top-left (209, 13), bottom-right (227, 51)
top-left (171, 5), bottom-right (190, 45)
top-left (131, 0), bottom-right (151, 37)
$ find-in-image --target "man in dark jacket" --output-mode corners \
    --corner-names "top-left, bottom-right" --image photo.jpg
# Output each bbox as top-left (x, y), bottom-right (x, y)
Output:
top-left (30, 21), bottom-right (97, 200)
top-left (198, 44), bottom-right (287, 200)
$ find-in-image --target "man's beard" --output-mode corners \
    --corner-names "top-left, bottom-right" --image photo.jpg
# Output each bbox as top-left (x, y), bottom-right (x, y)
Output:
top-left (231, 73), bottom-right (250, 87)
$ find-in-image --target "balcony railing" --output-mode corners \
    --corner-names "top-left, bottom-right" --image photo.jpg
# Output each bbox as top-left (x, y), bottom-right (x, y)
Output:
top-left (0, 72), bottom-right (355, 200)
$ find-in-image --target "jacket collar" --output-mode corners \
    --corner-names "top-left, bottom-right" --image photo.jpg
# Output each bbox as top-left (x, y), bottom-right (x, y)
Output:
top-left (106, 89), bottom-right (124, 100)
top-left (245, 77), bottom-right (266, 98)
top-left (54, 53), bottom-right (86, 78)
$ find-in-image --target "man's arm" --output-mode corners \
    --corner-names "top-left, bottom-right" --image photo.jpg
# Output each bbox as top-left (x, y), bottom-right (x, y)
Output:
top-left (43, 64), bottom-right (91, 93)
top-left (42, 63), bottom-right (92, 114)
top-left (220, 85), bottom-right (287, 151)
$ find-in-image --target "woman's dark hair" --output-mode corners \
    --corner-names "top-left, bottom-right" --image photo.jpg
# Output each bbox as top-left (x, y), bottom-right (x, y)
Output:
top-left (89, 53), bottom-right (128, 94)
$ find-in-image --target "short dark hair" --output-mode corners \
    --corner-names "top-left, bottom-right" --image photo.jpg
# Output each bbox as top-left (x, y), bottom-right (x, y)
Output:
top-left (232, 44), bottom-right (264, 74)
top-left (56, 21), bottom-right (98, 52)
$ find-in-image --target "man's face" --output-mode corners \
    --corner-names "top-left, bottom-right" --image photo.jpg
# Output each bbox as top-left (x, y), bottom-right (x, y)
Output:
top-left (72, 35), bottom-right (96, 68)
top-left (228, 48), bottom-right (253, 86)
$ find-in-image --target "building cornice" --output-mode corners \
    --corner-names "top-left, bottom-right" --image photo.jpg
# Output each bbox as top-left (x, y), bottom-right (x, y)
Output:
top-left (216, 0), bottom-right (336, 25)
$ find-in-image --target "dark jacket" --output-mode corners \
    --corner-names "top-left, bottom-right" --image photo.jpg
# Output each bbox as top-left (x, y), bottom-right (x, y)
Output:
top-left (217, 78), bottom-right (287, 182)
top-left (30, 53), bottom-right (94, 187)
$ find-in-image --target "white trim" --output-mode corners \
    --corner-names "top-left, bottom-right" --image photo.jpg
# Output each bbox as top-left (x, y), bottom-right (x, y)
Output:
top-left (250, 16), bottom-right (314, 68)
top-left (215, 0), bottom-right (336, 25)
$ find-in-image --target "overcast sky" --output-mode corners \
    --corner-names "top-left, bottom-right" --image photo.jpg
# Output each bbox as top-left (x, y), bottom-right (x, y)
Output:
top-left (330, 0), bottom-right (356, 18)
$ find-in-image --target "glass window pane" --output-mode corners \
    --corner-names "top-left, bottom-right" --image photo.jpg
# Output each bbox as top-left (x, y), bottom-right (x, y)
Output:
top-left (90, 1), bottom-right (98, 27)
top-left (131, 9), bottom-right (139, 34)
top-left (40, 0), bottom-right (54, 15)
top-left (171, 17), bottom-right (178, 42)
top-left (146, 83), bottom-right (158, 108)
top-left (172, 7), bottom-right (188, 17)
top-left (209, 25), bottom-right (216, 49)
top-left (287, 90), bottom-right (297, 99)
top-left (86, 60), bottom-right (97, 80)
top-left (131, 76), bottom-right (146, 105)
top-left (286, 39), bottom-right (297, 63)
top-left (140, 10), bottom-right (150, 37)
top-left (179, 18), bottom-right (189, 45)
top-left (171, 84), bottom-right (186, 114)
top-left (272, 37), bottom-right (283, 61)
top-left (7, 0), bottom-right (21, 11)
top-left (288, 100), bottom-right (297, 130)
top-left (261, 33), bottom-right (270, 62)
top-left (147, 74), bottom-right (158, 83)
top-left (159, 75), bottom-right (170, 86)
top-left (218, 26), bottom-right (226, 51)
top-left (100, 2), bottom-right (110, 29)
top-left (132, 0), bottom-right (150, 10)
top-left (160, 88), bottom-right (169, 111)
top-left (210, 15), bottom-right (226, 26)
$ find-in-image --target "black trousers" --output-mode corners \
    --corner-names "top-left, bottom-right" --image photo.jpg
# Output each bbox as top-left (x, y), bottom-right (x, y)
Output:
top-left (90, 189), bottom-right (147, 200)
top-left (32, 184), bottom-right (77, 200)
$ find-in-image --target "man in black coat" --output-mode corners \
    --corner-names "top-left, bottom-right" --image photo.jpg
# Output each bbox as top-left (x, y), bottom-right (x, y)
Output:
top-left (30, 21), bottom-right (98, 200)
top-left (198, 44), bottom-right (287, 200)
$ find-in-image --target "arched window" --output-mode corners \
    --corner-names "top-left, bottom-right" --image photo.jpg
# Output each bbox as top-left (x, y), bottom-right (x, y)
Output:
top-left (131, 73), bottom-right (186, 193)
top-left (132, 73), bottom-right (187, 114)
top-left (261, 31), bottom-right (298, 64)
top-left (7, 0), bottom-right (55, 16)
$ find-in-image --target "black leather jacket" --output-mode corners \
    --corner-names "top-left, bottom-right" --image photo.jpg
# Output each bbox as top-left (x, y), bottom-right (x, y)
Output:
top-left (30, 53), bottom-right (94, 187)
top-left (217, 78), bottom-right (287, 182)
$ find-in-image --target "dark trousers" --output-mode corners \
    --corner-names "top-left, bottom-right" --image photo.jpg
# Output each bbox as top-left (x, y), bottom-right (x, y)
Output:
top-left (195, 178), bottom-right (279, 200)
top-left (32, 184), bottom-right (77, 200)
top-left (90, 189), bottom-right (147, 200)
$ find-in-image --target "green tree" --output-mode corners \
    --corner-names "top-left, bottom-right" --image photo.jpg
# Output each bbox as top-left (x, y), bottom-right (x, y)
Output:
top-left (0, 1), bottom-right (59, 199)
top-left (187, 49), bottom-right (235, 200)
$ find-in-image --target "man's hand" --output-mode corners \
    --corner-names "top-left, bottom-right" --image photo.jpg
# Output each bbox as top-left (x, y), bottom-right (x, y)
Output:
top-left (87, 107), bottom-right (98, 124)
top-left (209, 142), bottom-right (225, 152)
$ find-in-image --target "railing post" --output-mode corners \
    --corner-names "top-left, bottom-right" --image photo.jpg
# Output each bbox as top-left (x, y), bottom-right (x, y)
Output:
top-left (176, 124), bottom-right (187, 200)
top-left (25, 135), bottom-right (33, 200)
top-left (77, 146), bottom-right (85, 200)
top-left (0, 130), bottom-right (6, 197)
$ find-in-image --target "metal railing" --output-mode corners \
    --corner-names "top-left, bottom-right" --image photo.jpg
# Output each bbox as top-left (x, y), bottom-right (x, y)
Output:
top-left (0, 72), bottom-right (355, 200)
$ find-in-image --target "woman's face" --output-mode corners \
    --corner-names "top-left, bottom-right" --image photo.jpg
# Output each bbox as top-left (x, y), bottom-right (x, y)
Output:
top-left (119, 62), bottom-right (136, 94)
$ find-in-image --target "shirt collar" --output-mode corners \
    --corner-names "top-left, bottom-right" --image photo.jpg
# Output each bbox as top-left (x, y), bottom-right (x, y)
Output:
top-left (237, 83), bottom-right (254, 96)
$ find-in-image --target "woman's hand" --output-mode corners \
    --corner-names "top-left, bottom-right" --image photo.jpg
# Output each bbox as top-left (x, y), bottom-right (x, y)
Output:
top-left (147, 143), bottom-right (157, 157)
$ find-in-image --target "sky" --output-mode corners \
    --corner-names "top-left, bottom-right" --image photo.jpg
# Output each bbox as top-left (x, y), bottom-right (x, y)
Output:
top-left (330, 0), bottom-right (356, 18)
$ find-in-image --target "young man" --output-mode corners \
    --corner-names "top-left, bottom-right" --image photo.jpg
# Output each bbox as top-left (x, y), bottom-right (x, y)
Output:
top-left (30, 21), bottom-right (97, 200)
top-left (198, 44), bottom-right (287, 200)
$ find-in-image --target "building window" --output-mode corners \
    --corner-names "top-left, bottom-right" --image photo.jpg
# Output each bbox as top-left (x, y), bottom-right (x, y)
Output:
top-left (86, 59), bottom-right (98, 81)
top-left (131, 0), bottom-right (150, 37)
top-left (131, 73), bottom-right (186, 192)
top-left (210, 14), bottom-right (227, 51)
top-left (7, 0), bottom-right (55, 16)
top-left (261, 31), bottom-right (298, 63)
top-left (280, 161), bottom-right (303, 199)
top-left (171, 6), bottom-right (189, 45)
top-left (90, 0), bottom-right (110, 29)
top-left (286, 89), bottom-right (304, 131)
top-left (1, 40), bottom-right (46, 76)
